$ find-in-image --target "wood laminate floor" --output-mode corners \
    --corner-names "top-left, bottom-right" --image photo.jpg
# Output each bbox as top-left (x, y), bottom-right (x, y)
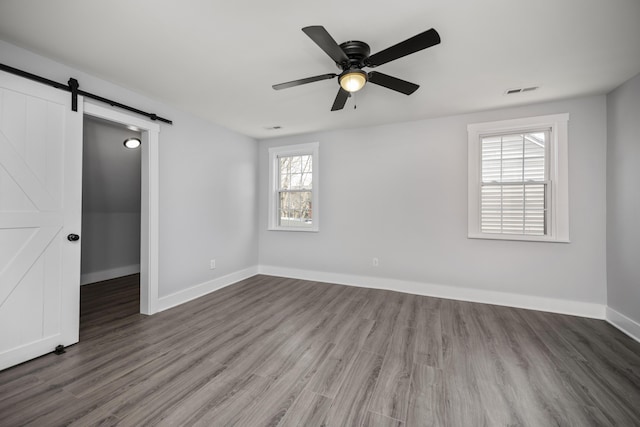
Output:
top-left (1, 274), bottom-right (639, 426)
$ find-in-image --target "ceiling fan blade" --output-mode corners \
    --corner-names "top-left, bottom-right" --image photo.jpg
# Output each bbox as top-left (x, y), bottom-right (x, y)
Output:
top-left (302, 26), bottom-right (349, 64)
top-left (366, 28), bottom-right (440, 67)
top-left (368, 71), bottom-right (419, 95)
top-left (272, 73), bottom-right (338, 90)
top-left (331, 88), bottom-right (350, 111)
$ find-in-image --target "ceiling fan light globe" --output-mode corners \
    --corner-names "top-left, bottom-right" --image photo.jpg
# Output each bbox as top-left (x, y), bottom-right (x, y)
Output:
top-left (339, 71), bottom-right (367, 92)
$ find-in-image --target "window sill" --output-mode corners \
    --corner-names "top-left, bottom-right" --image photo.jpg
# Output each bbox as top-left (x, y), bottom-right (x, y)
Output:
top-left (268, 226), bottom-right (319, 232)
top-left (468, 232), bottom-right (570, 243)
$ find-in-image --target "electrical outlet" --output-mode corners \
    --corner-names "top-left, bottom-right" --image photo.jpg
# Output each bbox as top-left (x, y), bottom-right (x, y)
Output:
top-left (372, 257), bottom-right (379, 267)
top-left (210, 259), bottom-right (216, 270)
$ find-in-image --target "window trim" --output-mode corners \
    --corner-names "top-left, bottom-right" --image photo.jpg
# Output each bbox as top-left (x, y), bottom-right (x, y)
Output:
top-left (268, 142), bottom-right (319, 232)
top-left (467, 114), bottom-right (570, 242)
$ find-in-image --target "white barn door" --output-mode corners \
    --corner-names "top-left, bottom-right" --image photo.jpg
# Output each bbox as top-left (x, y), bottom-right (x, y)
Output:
top-left (0, 72), bottom-right (83, 371)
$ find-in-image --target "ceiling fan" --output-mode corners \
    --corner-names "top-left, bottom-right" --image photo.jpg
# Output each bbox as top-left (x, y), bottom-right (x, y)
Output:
top-left (272, 26), bottom-right (441, 111)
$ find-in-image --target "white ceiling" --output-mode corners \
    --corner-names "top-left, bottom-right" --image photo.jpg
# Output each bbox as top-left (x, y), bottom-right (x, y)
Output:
top-left (1, 0), bottom-right (639, 139)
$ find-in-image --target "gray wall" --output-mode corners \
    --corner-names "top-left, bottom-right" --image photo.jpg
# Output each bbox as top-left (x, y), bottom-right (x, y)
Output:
top-left (607, 73), bottom-right (640, 323)
top-left (0, 40), bottom-right (259, 298)
top-left (81, 213), bottom-right (141, 279)
top-left (259, 95), bottom-right (608, 305)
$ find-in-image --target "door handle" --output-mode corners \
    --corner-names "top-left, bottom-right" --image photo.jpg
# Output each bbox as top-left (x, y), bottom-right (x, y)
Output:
top-left (67, 234), bottom-right (80, 242)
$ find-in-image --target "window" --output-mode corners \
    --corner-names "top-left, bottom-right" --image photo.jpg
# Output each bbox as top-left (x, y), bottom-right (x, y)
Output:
top-left (268, 142), bottom-right (319, 231)
top-left (468, 114), bottom-right (569, 242)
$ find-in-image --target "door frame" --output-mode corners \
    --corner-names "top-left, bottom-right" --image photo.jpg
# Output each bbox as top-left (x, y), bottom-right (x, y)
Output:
top-left (83, 102), bottom-right (160, 315)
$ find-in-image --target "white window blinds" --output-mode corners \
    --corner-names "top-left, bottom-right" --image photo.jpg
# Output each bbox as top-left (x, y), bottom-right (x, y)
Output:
top-left (480, 131), bottom-right (549, 235)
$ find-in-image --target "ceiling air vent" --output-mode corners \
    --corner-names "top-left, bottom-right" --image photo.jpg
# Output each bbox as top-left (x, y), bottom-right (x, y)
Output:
top-left (505, 86), bottom-right (539, 95)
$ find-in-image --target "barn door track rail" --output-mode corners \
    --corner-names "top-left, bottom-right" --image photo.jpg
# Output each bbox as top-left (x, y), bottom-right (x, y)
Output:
top-left (0, 63), bottom-right (173, 125)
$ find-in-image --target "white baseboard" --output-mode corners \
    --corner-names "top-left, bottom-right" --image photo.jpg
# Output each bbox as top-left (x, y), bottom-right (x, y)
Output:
top-left (81, 264), bottom-right (140, 285)
top-left (606, 307), bottom-right (640, 343)
top-left (258, 265), bottom-right (606, 319)
top-left (157, 266), bottom-right (259, 312)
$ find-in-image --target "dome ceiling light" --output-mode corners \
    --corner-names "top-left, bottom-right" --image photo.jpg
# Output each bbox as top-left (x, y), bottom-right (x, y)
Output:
top-left (123, 137), bottom-right (141, 149)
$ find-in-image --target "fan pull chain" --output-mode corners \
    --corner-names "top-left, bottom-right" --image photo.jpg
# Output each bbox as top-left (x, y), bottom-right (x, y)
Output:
top-left (353, 92), bottom-right (357, 109)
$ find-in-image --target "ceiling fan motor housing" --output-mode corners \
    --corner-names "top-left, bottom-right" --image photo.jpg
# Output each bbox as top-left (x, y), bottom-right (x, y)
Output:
top-left (337, 40), bottom-right (371, 70)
